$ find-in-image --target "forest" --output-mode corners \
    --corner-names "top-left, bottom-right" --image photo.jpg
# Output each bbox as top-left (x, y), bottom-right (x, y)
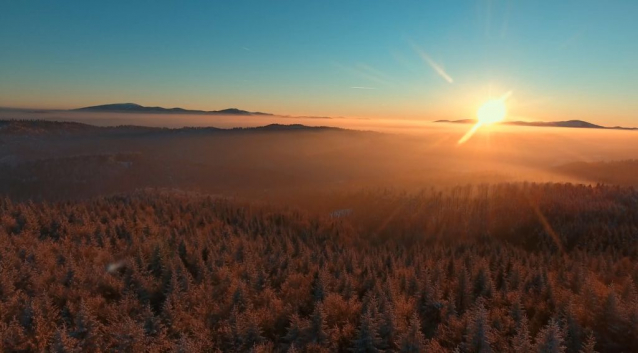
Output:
top-left (3, 0), bottom-right (638, 350)
top-left (1, 183), bottom-right (637, 352)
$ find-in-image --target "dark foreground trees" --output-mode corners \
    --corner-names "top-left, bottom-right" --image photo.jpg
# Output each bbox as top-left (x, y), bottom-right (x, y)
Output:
top-left (0, 183), bottom-right (637, 351)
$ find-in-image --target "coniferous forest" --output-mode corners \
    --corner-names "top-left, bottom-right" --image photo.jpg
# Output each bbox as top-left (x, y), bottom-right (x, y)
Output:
top-left (1, 183), bottom-right (637, 352)
top-left (4, 0), bottom-right (638, 351)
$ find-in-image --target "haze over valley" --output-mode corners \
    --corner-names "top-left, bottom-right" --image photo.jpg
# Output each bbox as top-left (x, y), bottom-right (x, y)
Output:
top-left (2, 1), bottom-right (638, 352)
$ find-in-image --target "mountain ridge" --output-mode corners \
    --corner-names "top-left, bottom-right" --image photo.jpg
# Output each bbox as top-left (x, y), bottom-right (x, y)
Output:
top-left (0, 119), bottom-right (343, 136)
top-left (434, 119), bottom-right (637, 130)
top-left (73, 103), bottom-right (272, 116)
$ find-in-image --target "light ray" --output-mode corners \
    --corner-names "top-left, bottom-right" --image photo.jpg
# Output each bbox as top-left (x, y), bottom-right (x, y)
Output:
top-left (531, 203), bottom-right (565, 255)
top-left (458, 91), bottom-right (513, 144)
top-left (499, 91), bottom-right (512, 101)
top-left (524, 193), bottom-right (566, 256)
top-left (410, 43), bottom-right (454, 83)
top-left (458, 122), bottom-right (483, 145)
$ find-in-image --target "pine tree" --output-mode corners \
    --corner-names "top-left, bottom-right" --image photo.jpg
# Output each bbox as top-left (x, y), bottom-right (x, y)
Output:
top-left (562, 304), bottom-right (583, 353)
top-left (579, 333), bottom-right (597, 353)
top-left (597, 290), bottom-right (627, 351)
top-left (441, 293), bottom-right (457, 322)
top-left (512, 316), bottom-right (532, 353)
top-left (398, 312), bottom-right (426, 353)
top-left (241, 311), bottom-right (265, 350)
top-left (285, 314), bottom-right (307, 349)
top-left (149, 245), bottom-right (164, 278)
top-left (417, 276), bottom-right (442, 338)
top-left (464, 301), bottom-right (493, 353)
top-left (425, 339), bottom-right (450, 353)
top-left (312, 271), bottom-right (326, 303)
top-left (457, 268), bottom-right (473, 314)
top-left (510, 296), bottom-right (525, 327)
top-left (534, 319), bottom-right (565, 353)
top-left (309, 303), bottom-right (328, 344)
top-left (580, 280), bottom-right (599, 327)
top-left (378, 302), bottom-right (398, 350)
top-left (351, 310), bottom-right (381, 352)
top-left (142, 305), bottom-right (163, 337)
top-left (473, 264), bottom-right (494, 300)
top-left (50, 326), bottom-right (77, 353)
top-left (70, 302), bottom-right (102, 351)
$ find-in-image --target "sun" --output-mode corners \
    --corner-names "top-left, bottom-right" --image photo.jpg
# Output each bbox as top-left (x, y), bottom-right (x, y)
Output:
top-left (457, 91), bottom-right (512, 144)
top-left (476, 99), bottom-right (507, 125)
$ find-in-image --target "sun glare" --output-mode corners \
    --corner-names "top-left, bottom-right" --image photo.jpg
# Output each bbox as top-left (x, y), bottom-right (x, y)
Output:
top-left (458, 91), bottom-right (512, 144)
top-left (477, 99), bottom-right (506, 125)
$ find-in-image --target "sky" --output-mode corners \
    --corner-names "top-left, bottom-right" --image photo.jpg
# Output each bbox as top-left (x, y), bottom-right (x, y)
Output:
top-left (1, 0), bottom-right (637, 126)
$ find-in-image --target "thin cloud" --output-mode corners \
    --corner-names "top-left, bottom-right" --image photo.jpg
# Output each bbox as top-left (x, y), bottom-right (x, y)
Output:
top-left (410, 43), bottom-right (454, 83)
top-left (350, 86), bottom-right (376, 90)
top-left (332, 61), bottom-right (395, 86)
top-left (356, 63), bottom-right (395, 84)
top-left (242, 46), bottom-right (251, 51)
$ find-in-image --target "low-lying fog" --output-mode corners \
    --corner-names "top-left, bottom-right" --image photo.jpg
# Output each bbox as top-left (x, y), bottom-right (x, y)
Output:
top-left (1, 110), bottom-right (637, 202)
top-left (3, 110), bottom-right (637, 163)
top-left (2, 110), bottom-right (452, 132)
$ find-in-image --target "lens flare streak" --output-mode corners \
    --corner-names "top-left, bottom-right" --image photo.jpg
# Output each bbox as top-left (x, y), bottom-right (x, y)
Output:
top-left (458, 91), bottom-right (512, 144)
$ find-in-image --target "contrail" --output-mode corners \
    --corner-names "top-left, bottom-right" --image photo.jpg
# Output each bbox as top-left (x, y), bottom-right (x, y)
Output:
top-left (350, 86), bottom-right (376, 90)
top-left (410, 43), bottom-right (454, 83)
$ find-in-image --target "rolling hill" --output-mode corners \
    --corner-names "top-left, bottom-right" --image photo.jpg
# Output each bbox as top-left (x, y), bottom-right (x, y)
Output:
top-left (435, 119), bottom-right (637, 130)
top-left (73, 103), bottom-right (272, 116)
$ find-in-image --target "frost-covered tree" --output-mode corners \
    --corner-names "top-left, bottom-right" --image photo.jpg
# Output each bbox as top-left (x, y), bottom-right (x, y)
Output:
top-left (398, 312), bottom-right (426, 353)
top-left (534, 319), bottom-right (565, 353)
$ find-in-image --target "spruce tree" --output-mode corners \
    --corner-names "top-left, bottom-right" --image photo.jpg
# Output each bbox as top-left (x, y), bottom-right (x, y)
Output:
top-left (534, 319), bottom-right (566, 353)
top-left (398, 312), bottom-right (426, 353)
top-left (579, 333), bottom-right (597, 353)
top-left (351, 310), bottom-right (381, 352)
top-left (464, 301), bottom-right (493, 353)
top-left (309, 303), bottom-right (328, 344)
top-left (512, 316), bottom-right (532, 353)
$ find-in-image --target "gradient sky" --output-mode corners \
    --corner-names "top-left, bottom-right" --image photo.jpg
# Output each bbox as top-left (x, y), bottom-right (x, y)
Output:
top-left (1, 0), bottom-right (637, 125)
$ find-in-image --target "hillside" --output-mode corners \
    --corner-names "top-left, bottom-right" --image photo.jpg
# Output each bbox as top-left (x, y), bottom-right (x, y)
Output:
top-left (553, 160), bottom-right (638, 186)
top-left (3, 119), bottom-right (638, 203)
top-left (1, 119), bottom-right (638, 351)
top-left (73, 103), bottom-right (272, 116)
top-left (0, 120), bottom-right (360, 201)
top-left (0, 120), bottom-right (339, 136)
top-left (435, 119), bottom-right (637, 130)
top-left (0, 185), bottom-right (637, 351)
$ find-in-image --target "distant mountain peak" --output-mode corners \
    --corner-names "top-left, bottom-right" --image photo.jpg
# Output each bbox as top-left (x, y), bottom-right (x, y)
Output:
top-left (79, 103), bottom-right (142, 110)
top-left (434, 118), bottom-right (636, 130)
top-left (73, 103), bottom-right (272, 116)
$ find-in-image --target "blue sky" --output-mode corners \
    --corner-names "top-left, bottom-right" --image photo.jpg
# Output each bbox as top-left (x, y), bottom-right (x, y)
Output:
top-left (1, 0), bottom-right (637, 125)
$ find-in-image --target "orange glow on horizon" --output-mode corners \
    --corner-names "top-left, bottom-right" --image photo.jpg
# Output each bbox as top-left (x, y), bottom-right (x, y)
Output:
top-left (458, 91), bottom-right (512, 144)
